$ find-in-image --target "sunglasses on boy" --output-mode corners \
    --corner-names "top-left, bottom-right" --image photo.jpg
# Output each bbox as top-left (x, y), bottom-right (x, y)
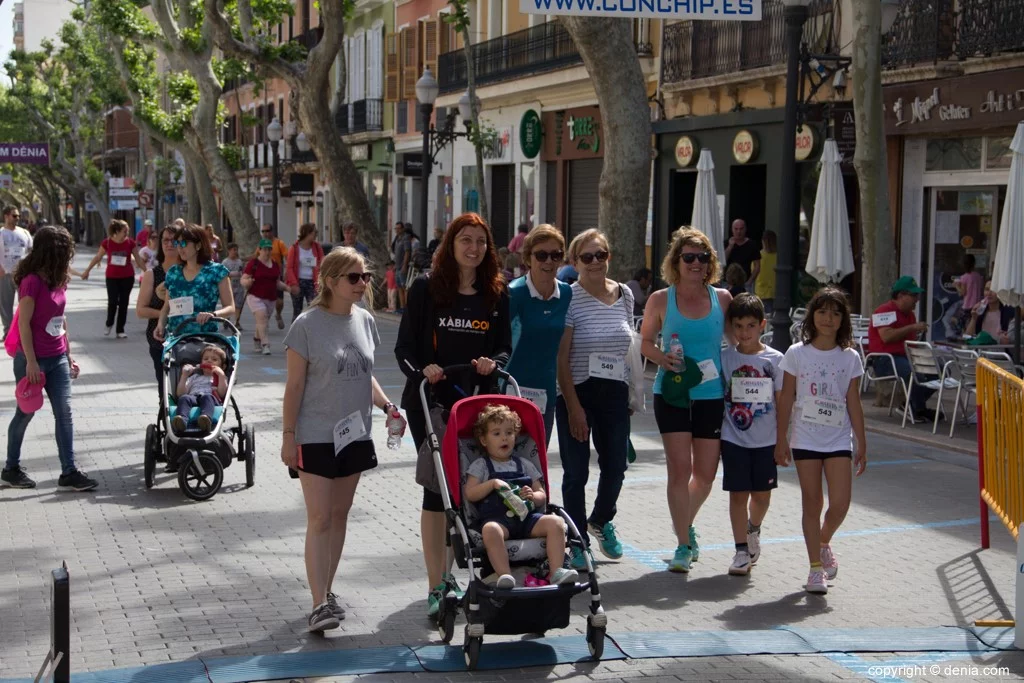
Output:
top-left (680, 252), bottom-right (712, 264)
top-left (340, 272), bottom-right (373, 285)
top-left (577, 250), bottom-right (609, 265)
top-left (532, 249), bottom-right (564, 263)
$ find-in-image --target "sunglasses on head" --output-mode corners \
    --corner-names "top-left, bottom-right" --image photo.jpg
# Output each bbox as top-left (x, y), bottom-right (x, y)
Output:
top-left (577, 250), bottom-right (609, 265)
top-left (532, 249), bottom-right (564, 263)
top-left (680, 252), bottom-right (712, 264)
top-left (340, 272), bottom-right (372, 285)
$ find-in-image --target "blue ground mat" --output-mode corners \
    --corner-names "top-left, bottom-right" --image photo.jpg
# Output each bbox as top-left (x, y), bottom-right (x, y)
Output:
top-left (411, 634), bottom-right (625, 672)
top-left (611, 628), bottom-right (817, 658)
top-left (779, 626), bottom-right (1008, 653)
top-left (201, 648), bottom-right (423, 682)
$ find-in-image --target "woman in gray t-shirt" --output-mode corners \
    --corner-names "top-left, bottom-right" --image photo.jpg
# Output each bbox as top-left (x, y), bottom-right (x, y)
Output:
top-left (281, 247), bottom-right (407, 634)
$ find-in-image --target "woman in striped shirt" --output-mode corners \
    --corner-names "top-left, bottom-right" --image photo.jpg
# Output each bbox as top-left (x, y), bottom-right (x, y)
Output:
top-left (555, 229), bottom-right (635, 569)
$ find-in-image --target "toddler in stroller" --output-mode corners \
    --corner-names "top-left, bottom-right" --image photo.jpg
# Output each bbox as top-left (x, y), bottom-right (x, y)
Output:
top-left (172, 344), bottom-right (228, 434)
top-left (464, 404), bottom-right (578, 589)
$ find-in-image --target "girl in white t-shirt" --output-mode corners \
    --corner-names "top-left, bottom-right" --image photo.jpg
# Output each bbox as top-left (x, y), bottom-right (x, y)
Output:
top-left (775, 287), bottom-right (867, 595)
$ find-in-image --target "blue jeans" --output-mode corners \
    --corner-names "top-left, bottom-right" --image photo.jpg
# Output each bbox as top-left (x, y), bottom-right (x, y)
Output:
top-left (176, 393), bottom-right (218, 421)
top-left (6, 353), bottom-right (77, 475)
top-left (555, 378), bottom-right (630, 546)
top-left (871, 354), bottom-right (936, 414)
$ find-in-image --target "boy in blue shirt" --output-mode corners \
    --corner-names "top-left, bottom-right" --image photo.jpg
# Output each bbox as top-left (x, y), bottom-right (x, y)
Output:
top-left (720, 294), bottom-right (784, 576)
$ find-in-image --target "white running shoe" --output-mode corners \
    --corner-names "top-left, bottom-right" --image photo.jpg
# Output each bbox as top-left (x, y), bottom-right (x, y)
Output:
top-left (261, 344), bottom-right (271, 356)
top-left (496, 574), bottom-right (515, 589)
top-left (805, 569), bottom-right (828, 594)
top-left (747, 525), bottom-right (761, 565)
top-left (820, 544), bottom-right (838, 580)
top-left (728, 550), bottom-right (752, 576)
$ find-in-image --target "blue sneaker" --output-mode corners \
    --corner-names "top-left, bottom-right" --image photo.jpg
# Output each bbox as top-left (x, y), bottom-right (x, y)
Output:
top-left (668, 545), bottom-right (692, 573)
top-left (688, 526), bottom-right (700, 562)
top-left (588, 521), bottom-right (624, 559)
top-left (570, 546), bottom-right (595, 571)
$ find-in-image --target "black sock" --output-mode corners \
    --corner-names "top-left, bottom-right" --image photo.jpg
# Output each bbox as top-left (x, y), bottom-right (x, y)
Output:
top-left (748, 520), bottom-right (761, 534)
top-left (736, 542), bottom-right (749, 553)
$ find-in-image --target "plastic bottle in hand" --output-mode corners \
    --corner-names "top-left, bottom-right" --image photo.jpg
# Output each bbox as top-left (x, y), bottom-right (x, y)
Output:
top-left (499, 485), bottom-right (530, 520)
top-left (669, 334), bottom-right (684, 363)
top-left (386, 412), bottom-right (404, 450)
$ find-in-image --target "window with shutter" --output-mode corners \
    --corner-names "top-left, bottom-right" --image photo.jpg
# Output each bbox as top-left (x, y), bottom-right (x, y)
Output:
top-left (438, 15), bottom-right (452, 56)
top-left (384, 32), bottom-right (400, 102)
top-left (401, 26), bottom-right (419, 100)
top-left (423, 19), bottom-right (438, 76)
top-left (355, 32), bottom-right (366, 102)
top-left (371, 26), bottom-right (384, 99)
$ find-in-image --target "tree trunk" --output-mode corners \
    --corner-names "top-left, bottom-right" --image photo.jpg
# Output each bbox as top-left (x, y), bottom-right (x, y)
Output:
top-left (852, 1), bottom-right (896, 312)
top-left (559, 17), bottom-right (650, 282)
top-left (185, 164), bottom-right (201, 224)
top-left (460, 26), bottom-right (488, 225)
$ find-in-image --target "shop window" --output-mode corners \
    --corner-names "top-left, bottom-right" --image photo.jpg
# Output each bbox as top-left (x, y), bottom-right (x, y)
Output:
top-left (462, 166), bottom-right (480, 213)
top-left (985, 136), bottom-right (1013, 170)
top-left (520, 163), bottom-right (535, 228)
top-left (925, 138), bottom-right (982, 172)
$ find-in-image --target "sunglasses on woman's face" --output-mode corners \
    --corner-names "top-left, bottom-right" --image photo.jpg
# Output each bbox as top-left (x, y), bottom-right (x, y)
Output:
top-left (680, 252), bottom-right (711, 264)
top-left (577, 250), bottom-right (609, 265)
top-left (173, 240), bottom-right (191, 248)
top-left (532, 249), bottom-right (565, 263)
top-left (340, 272), bottom-right (372, 285)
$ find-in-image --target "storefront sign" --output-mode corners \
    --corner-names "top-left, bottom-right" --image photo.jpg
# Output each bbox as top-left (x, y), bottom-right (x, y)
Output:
top-left (794, 124), bottom-right (816, 162)
top-left (884, 67), bottom-right (1024, 135)
top-left (109, 177), bottom-right (134, 190)
top-left (731, 130), bottom-right (758, 164)
top-left (542, 107), bottom-right (604, 161)
top-left (109, 188), bottom-right (138, 198)
top-left (520, 110), bottom-right (542, 159)
top-left (349, 144), bottom-right (370, 162)
top-left (255, 192), bottom-right (273, 207)
top-left (674, 135), bottom-right (698, 167)
top-left (0, 142), bottom-right (49, 165)
top-left (399, 153), bottom-right (424, 176)
top-left (483, 126), bottom-right (514, 163)
top-left (289, 173), bottom-right (315, 197)
top-left (519, 0), bottom-right (761, 21)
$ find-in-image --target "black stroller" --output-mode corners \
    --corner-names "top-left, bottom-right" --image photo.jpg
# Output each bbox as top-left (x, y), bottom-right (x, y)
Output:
top-left (419, 365), bottom-right (608, 669)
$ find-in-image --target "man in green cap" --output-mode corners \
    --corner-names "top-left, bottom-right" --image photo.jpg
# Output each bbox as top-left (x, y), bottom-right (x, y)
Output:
top-left (867, 276), bottom-right (938, 421)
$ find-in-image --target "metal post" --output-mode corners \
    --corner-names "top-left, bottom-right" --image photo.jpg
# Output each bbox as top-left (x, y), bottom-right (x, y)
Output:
top-left (271, 140), bottom-right (280, 235)
top-left (771, 4), bottom-right (808, 353)
top-left (51, 562), bottom-right (69, 683)
top-left (420, 102), bottom-right (433, 246)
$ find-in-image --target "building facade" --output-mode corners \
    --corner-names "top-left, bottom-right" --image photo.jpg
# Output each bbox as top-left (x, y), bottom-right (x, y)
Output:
top-left (14, 0), bottom-right (75, 53)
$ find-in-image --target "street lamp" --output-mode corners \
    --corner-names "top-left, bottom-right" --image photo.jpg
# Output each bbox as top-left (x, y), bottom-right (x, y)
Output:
top-left (772, 0), bottom-right (851, 351)
top-left (416, 67), bottom-right (477, 243)
top-left (266, 117), bottom-right (311, 235)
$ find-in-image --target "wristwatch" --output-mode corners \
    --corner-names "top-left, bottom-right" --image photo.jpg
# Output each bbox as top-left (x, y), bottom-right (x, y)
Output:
top-left (382, 402), bottom-right (397, 414)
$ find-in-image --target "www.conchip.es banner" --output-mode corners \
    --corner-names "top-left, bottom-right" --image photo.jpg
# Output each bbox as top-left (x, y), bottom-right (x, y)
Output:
top-left (0, 142), bottom-right (50, 165)
top-left (520, 0), bottom-right (760, 19)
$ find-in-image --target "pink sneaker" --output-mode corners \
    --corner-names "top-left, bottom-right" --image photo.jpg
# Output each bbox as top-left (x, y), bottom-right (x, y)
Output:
top-left (805, 568), bottom-right (828, 594)
top-left (524, 573), bottom-right (549, 587)
top-left (820, 544), bottom-right (838, 580)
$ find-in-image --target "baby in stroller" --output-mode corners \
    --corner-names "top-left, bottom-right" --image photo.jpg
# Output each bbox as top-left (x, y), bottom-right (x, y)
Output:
top-left (172, 344), bottom-right (228, 434)
top-left (464, 404), bottom-right (578, 589)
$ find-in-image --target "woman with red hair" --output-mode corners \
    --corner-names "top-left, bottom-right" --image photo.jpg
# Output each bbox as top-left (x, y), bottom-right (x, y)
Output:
top-left (395, 213), bottom-right (511, 618)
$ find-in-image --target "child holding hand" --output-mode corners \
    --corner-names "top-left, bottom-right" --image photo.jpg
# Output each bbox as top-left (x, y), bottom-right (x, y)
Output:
top-left (464, 404), bottom-right (578, 589)
top-left (173, 344), bottom-right (229, 434)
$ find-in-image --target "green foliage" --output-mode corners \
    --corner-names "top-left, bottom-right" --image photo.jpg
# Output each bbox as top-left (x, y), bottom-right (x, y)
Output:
top-left (444, 0), bottom-right (472, 32)
top-left (220, 144), bottom-right (244, 171)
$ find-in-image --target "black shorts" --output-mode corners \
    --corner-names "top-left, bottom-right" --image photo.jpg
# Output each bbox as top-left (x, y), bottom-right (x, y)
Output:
top-left (792, 448), bottom-right (852, 461)
top-left (297, 440), bottom-right (377, 479)
top-left (721, 441), bottom-right (778, 492)
top-left (653, 395), bottom-right (725, 440)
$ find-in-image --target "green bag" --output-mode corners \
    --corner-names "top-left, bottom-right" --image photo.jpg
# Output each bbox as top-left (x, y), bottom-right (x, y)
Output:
top-left (968, 331), bottom-right (998, 346)
top-left (660, 357), bottom-right (705, 409)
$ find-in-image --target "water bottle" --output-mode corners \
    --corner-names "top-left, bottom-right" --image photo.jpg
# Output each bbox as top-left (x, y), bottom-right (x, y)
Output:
top-left (499, 486), bottom-right (530, 520)
top-left (669, 334), bottom-right (684, 361)
top-left (386, 413), bottom-right (403, 450)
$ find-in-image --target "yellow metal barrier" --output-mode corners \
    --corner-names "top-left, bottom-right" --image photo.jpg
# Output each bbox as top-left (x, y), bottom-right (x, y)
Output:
top-left (977, 358), bottom-right (1024, 547)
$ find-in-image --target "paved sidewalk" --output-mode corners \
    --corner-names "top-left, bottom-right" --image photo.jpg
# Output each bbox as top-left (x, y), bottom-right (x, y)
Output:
top-left (0, 250), bottom-right (1020, 681)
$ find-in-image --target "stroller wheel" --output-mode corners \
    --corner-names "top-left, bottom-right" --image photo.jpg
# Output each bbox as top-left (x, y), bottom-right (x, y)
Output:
top-left (586, 616), bottom-right (606, 659)
top-left (178, 452), bottom-right (224, 501)
top-left (463, 633), bottom-right (482, 670)
top-left (438, 599), bottom-right (456, 644)
top-left (144, 425), bottom-right (158, 489)
top-left (244, 425), bottom-right (256, 488)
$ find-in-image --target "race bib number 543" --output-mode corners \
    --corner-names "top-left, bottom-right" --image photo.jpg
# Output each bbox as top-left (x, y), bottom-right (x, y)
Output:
top-left (801, 398), bottom-right (846, 428)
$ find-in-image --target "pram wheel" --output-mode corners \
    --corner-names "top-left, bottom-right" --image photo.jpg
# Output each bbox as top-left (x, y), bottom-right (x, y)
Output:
top-left (243, 425), bottom-right (256, 488)
top-left (178, 452), bottom-right (223, 501)
top-left (144, 425), bottom-right (158, 489)
top-left (586, 616), bottom-right (606, 659)
top-left (463, 632), bottom-right (482, 670)
top-left (438, 597), bottom-right (457, 643)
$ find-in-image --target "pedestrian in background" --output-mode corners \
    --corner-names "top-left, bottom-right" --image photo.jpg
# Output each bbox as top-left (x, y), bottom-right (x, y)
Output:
top-left (391, 222), bottom-right (412, 312)
top-left (137, 226), bottom-right (182, 388)
top-left (724, 219), bottom-right (760, 291)
top-left (556, 229), bottom-right (634, 569)
top-left (753, 230), bottom-right (777, 315)
top-left (640, 227), bottom-right (731, 573)
top-left (282, 247), bottom-right (405, 632)
top-left (205, 224), bottom-right (222, 262)
top-left (81, 219), bottom-right (146, 339)
top-left (340, 222), bottom-right (370, 258)
top-left (254, 224), bottom-right (289, 330)
top-left (286, 223), bottom-right (325, 323)
top-left (1, 206), bottom-right (33, 342)
top-left (395, 212), bottom-right (510, 618)
top-left (221, 243), bottom-right (246, 330)
top-left (385, 260), bottom-right (398, 312)
top-left (2, 226), bottom-right (96, 492)
top-left (243, 239), bottom-right (287, 355)
top-left (775, 286), bottom-right (867, 595)
top-left (507, 223), bottom-right (529, 255)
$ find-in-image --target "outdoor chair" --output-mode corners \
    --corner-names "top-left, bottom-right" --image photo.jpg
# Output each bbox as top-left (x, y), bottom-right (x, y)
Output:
top-left (946, 349), bottom-right (979, 438)
top-left (901, 341), bottom-right (960, 432)
top-left (979, 350), bottom-right (1024, 379)
top-left (862, 344), bottom-right (907, 417)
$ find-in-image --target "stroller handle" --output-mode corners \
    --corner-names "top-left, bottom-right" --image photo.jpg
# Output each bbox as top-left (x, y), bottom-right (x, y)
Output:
top-left (170, 316), bottom-right (241, 338)
top-left (418, 364), bottom-right (520, 416)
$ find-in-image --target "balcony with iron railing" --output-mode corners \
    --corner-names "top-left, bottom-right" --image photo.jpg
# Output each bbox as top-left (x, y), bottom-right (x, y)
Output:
top-left (882, 0), bottom-right (1024, 69)
top-left (438, 20), bottom-right (652, 93)
top-left (335, 99), bottom-right (385, 136)
top-left (661, 0), bottom-right (838, 87)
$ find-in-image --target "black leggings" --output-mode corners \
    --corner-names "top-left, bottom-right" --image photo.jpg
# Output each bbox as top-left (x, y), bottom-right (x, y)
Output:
top-left (105, 277), bottom-right (134, 333)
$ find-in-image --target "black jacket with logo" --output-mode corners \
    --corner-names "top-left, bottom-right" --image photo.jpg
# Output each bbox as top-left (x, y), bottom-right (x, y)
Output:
top-left (395, 275), bottom-right (512, 410)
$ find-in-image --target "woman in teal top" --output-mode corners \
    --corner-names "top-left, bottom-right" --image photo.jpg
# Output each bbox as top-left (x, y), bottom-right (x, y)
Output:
top-left (507, 224), bottom-right (571, 446)
top-left (154, 223), bottom-right (235, 341)
top-left (640, 227), bottom-right (732, 573)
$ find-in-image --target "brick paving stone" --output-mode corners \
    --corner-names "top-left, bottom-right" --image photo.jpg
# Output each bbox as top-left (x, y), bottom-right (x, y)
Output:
top-left (0, 248), bottom-right (1021, 682)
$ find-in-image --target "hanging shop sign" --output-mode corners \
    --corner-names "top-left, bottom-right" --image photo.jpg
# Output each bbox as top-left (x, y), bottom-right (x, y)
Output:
top-left (519, 0), bottom-right (761, 21)
top-left (674, 135), bottom-right (698, 167)
top-left (883, 67), bottom-right (1024, 135)
top-left (794, 124), bottom-right (816, 162)
top-left (483, 126), bottom-right (514, 163)
top-left (541, 107), bottom-right (603, 161)
top-left (732, 130), bottom-right (758, 164)
top-left (399, 152), bottom-right (424, 177)
top-left (520, 110), bottom-right (543, 160)
top-left (254, 192), bottom-right (273, 207)
top-left (0, 142), bottom-right (49, 165)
